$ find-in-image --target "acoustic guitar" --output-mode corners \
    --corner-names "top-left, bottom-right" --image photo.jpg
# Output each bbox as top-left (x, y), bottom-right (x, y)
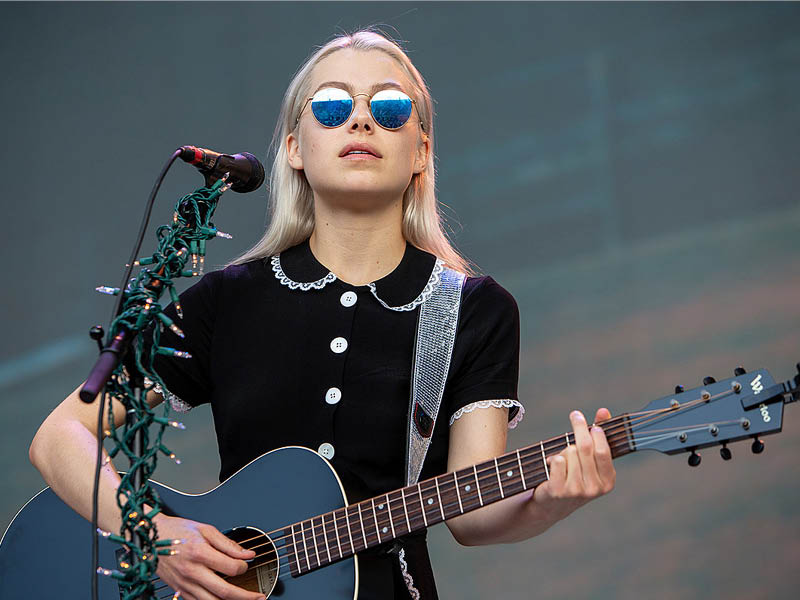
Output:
top-left (1, 366), bottom-right (797, 599)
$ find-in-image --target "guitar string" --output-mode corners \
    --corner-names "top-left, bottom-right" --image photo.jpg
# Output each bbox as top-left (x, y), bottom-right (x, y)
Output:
top-left (150, 396), bottom-right (725, 596)
top-left (150, 426), bottom-right (670, 598)
top-left (151, 410), bottom-right (723, 597)
top-left (151, 418), bottom-right (723, 598)
top-left (219, 389), bottom-right (726, 552)
top-left (148, 390), bottom-right (737, 593)
top-left (226, 390), bottom-right (735, 571)
top-left (149, 425), bottom-right (674, 598)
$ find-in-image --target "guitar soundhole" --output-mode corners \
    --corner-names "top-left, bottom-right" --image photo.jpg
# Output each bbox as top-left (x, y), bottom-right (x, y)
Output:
top-left (225, 526), bottom-right (282, 598)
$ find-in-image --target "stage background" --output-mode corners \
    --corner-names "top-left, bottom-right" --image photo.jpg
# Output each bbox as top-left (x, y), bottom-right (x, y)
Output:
top-left (1, 2), bottom-right (798, 598)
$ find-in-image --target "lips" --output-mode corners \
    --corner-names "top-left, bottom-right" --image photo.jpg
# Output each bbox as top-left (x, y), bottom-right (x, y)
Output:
top-left (339, 142), bottom-right (382, 158)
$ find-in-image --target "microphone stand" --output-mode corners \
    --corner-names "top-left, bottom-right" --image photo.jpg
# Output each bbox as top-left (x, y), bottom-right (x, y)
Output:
top-left (82, 170), bottom-right (235, 600)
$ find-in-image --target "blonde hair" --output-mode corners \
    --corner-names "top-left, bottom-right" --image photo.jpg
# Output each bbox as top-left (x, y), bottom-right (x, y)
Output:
top-left (230, 27), bottom-right (473, 275)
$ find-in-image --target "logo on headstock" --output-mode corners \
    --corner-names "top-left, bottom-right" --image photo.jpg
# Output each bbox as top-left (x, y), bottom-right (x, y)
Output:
top-left (759, 403), bottom-right (771, 423)
top-left (750, 374), bottom-right (764, 395)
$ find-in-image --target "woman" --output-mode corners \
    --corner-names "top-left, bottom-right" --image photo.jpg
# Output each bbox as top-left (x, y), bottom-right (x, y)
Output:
top-left (29, 29), bottom-right (616, 600)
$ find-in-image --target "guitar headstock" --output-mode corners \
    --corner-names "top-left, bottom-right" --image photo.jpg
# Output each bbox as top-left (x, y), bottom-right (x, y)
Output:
top-left (629, 366), bottom-right (790, 465)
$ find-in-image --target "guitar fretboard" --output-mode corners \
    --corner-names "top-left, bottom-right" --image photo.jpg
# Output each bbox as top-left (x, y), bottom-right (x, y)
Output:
top-left (275, 415), bottom-right (633, 577)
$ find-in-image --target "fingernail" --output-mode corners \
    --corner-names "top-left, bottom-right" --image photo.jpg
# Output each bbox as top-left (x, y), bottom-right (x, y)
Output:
top-left (571, 410), bottom-right (584, 421)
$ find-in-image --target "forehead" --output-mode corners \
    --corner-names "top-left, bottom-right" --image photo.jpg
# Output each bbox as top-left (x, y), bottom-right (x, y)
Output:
top-left (309, 48), bottom-right (413, 94)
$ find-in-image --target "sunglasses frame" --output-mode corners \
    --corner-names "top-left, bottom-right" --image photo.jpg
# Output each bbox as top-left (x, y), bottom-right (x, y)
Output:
top-left (295, 87), bottom-right (426, 132)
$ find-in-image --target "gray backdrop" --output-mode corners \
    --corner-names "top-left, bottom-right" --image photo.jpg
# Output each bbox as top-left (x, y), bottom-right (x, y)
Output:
top-left (1, 2), bottom-right (799, 599)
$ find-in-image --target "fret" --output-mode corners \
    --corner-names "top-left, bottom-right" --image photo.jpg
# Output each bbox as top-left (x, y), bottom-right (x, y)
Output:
top-left (357, 503), bottom-right (368, 548)
top-left (566, 432), bottom-right (571, 446)
top-left (371, 499), bottom-right (381, 544)
top-left (321, 514), bottom-right (332, 564)
top-left (494, 458), bottom-right (505, 499)
top-left (291, 524), bottom-right (301, 574)
top-left (344, 506), bottom-right (355, 554)
top-left (516, 449), bottom-right (527, 490)
top-left (434, 477), bottom-right (445, 520)
top-left (300, 520), bottom-right (310, 571)
top-left (540, 441), bottom-right (550, 480)
top-left (473, 465), bottom-right (484, 506)
top-left (400, 488), bottom-right (411, 533)
top-left (453, 471), bottom-right (464, 513)
top-left (306, 520), bottom-right (319, 569)
top-left (416, 484), bottom-right (428, 527)
top-left (385, 493), bottom-right (396, 538)
top-left (334, 508), bottom-right (342, 558)
top-left (311, 517), bottom-right (320, 567)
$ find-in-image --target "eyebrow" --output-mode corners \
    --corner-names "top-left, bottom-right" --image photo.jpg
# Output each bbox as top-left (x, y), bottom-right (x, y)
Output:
top-left (313, 80), bottom-right (407, 94)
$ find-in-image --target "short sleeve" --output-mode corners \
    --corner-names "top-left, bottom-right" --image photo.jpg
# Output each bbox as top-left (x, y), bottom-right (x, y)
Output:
top-left (444, 276), bottom-right (522, 427)
top-left (148, 269), bottom-right (222, 409)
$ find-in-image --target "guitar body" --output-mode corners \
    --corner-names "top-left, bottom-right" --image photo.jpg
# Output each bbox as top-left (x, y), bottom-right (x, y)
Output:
top-left (0, 446), bottom-right (358, 599)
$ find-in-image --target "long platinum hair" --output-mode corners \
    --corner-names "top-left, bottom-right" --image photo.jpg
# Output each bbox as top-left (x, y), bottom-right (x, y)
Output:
top-left (230, 28), bottom-right (472, 275)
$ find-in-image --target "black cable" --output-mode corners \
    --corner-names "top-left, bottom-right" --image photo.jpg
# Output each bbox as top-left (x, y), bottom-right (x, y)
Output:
top-left (92, 148), bottom-right (183, 600)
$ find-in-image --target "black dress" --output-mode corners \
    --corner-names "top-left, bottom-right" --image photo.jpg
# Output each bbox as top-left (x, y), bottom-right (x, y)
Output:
top-left (152, 238), bottom-right (523, 599)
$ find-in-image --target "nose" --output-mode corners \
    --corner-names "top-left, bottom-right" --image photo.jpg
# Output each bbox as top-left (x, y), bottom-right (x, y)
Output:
top-left (349, 93), bottom-right (373, 131)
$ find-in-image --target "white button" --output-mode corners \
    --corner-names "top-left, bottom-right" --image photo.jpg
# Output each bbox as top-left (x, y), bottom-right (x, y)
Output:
top-left (340, 291), bottom-right (358, 307)
top-left (330, 337), bottom-right (348, 354)
top-left (325, 387), bottom-right (342, 404)
top-left (318, 442), bottom-right (335, 459)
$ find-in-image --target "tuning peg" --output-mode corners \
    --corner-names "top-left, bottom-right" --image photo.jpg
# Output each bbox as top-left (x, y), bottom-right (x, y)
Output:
top-left (688, 450), bottom-right (701, 467)
top-left (703, 376), bottom-right (717, 385)
top-left (720, 444), bottom-right (732, 461)
top-left (675, 385), bottom-right (684, 394)
top-left (734, 366), bottom-right (747, 376)
top-left (751, 437), bottom-right (765, 454)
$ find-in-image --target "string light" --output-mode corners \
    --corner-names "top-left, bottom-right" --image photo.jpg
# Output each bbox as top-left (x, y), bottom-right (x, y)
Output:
top-left (155, 347), bottom-right (192, 359)
top-left (96, 286), bottom-right (120, 296)
top-left (99, 175), bottom-right (231, 599)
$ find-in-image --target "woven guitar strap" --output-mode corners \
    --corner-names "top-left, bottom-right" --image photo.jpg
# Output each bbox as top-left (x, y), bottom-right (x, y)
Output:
top-left (405, 266), bottom-right (466, 486)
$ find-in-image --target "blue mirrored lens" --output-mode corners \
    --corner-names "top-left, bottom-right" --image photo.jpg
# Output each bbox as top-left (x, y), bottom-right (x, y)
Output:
top-left (371, 98), bottom-right (413, 129)
top-left (311, 97), bottom-right (353, 127)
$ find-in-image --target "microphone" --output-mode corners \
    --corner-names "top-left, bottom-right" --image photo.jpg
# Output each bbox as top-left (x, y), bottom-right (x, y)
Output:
top-left (179, 145), bottom-right (265, 193)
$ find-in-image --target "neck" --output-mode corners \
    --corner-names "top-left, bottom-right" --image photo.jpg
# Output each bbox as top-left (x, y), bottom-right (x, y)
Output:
top-left (269, 416), bottom-right (635, 578)
top-left (309, 198), bottom-right (406, 286)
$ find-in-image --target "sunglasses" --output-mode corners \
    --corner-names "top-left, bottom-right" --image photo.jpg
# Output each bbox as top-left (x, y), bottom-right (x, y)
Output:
top-left (296, 87), bottom-right (425, 131)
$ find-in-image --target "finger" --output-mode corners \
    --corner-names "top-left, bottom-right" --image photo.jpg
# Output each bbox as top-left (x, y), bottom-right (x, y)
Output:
top-left (569, 411), bottom-right (602, 492)
top-left (195, 566), bottom-right (266, 600)
top-left (200, 524), bottom-right (256, 559)
top-left (594, 407), bottom-right (612, 424)
top-left (196, 544), bottom-right (251, 577)
top-left (561, 444), bottom-right (585, 496)
top-left (546, 454), bottom-right (567, 493)
top-left (591, 424), bottom-right (616, 492)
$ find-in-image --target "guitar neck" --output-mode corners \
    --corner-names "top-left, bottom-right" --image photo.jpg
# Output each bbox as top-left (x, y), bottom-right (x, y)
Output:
top-left (282, 414), bottom-right (634, 576)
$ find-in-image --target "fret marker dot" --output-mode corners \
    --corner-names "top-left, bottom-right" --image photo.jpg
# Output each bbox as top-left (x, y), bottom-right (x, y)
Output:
top-left (465, 485), bottom-right (471, 492)
top-left (378, 504), bottom-right (384, 510)
top-left (507, 470), bottom-right (513, 477)
top-left (382, 526), bottom-right (388, 534)
top-left (427, 498), bottom-right (434, 505)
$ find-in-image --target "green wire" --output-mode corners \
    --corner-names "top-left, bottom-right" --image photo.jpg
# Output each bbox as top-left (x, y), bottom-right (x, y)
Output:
top-left (103, 179), bottom-right (229, 599)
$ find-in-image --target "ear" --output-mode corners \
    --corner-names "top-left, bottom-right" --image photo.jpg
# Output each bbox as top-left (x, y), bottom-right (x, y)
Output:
top-left (413, 132), bottom-right (430, 174)
top-left (286, 131), bottom-right (304, 171)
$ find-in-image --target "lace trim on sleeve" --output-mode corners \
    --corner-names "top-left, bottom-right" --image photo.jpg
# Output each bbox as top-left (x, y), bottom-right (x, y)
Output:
top-left (144, 377), bottom-right (193, 413)
top-left (448, 399), bottom-right (525, 429)
top-left (397, 547), bottom-right (421, 600)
